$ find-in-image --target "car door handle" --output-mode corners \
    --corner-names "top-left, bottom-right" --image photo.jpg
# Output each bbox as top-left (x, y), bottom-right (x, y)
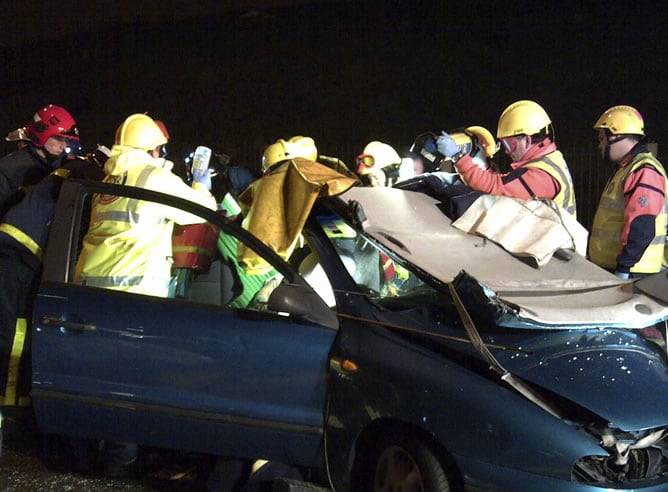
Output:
top-left (39, 316), bottom-right (97, 332)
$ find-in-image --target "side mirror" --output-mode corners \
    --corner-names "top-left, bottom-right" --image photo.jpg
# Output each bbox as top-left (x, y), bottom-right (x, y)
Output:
top-left (268, 283), bottom-right (338, 330)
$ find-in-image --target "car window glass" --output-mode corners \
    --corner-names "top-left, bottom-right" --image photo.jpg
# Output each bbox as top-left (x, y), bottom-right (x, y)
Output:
top-left (68, 189), bottom-right (287, 313)
top-left (316, 214), bottom-right (426, 299)
top-left (285, 238), bottom-right (337, 308)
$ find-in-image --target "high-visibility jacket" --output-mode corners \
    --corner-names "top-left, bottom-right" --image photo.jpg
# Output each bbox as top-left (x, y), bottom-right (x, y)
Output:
top-left (456, 140), bottom-right (577, 216)
top-left (522, 152), bottom-right (577, 216)
top-left (589, 150), bottom-right (668, 274)
top-left (75, 146), bottom-right (216, 297)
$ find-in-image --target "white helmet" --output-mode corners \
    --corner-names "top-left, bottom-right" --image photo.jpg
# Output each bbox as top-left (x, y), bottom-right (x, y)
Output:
top-left (356, 141), bottom-right (401, 176)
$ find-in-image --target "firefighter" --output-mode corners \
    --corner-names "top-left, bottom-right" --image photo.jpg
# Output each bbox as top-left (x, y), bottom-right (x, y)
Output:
top-left (0, 155), bottom-right (105, 440)
top-left (238, 136), bottom-right (356, 274)
top-left (589, 105), bottom-right (667, 279)
top-left (436, 100), bottom-right (577, 216)
top-left (356, 141), bottom-right (402, 187)
top-left (0, 104), bottom-right (80, 217)
top-left (75, 114), bottom-right (217, 297)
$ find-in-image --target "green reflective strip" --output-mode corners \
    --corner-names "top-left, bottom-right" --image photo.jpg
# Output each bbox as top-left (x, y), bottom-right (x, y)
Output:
top-left (0, 223), bottom-right (42, 260)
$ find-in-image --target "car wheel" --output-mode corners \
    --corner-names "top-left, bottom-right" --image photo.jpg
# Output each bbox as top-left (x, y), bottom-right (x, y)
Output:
top-left (363, 433), bottom-right (450, 492)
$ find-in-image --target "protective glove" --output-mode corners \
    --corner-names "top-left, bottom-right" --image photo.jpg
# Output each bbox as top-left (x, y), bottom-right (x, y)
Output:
top-left (192, 167), bottom-right (213, 191)
top-left (436, 131), bottom-right (461, 158)
top-left (614, 270), bottom-right (631, 280)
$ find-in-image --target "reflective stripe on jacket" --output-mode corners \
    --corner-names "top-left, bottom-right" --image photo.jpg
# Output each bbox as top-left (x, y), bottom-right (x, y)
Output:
top-left (0, 168), bottom-right (71, 261)
top-left (523, 152), bottom-right (577, 216)
top-left (589, 152), bottom-right (668, 273)
top-left (0, 145), bottom-right (61, 216)
top-left (75, 147), bottom-right (216, 297)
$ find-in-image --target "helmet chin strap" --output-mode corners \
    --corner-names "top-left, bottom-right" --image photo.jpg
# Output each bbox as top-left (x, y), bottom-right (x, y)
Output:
top-left (602, 145), bottom-right (614, 166)
top-left (42, 146), bottom-right (64, 165)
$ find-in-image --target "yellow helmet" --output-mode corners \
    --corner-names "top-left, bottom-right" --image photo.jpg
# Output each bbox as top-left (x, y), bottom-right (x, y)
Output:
top-left (466, 125), bottom-right (499, 158)
top-left (287, 136), bottom-right (318, 161)
top-left (449, 132), bottom-right (474, 154)
top-left (262, 139), bottom-right (290, 173)
top-left (356, 141), bottom-right (401, 175)
top-left (446, 126), bottom-right (499, 160)
top-left (497, 100), bottom-right (551, 138)
top-left (593, 105), bottom-right (645, 136)
top-left (261, 136), bottom-right (318, 173)
top-left (115, 114), bottom-right (168, 151)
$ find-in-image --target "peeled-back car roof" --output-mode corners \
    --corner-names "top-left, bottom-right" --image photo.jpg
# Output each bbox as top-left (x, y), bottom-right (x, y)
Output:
top-left (335, 186), bottom-right (668, 328)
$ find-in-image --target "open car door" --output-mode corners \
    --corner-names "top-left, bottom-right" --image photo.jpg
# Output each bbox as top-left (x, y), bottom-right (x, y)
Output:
top-left (31, 179), bottom-right (338, 467)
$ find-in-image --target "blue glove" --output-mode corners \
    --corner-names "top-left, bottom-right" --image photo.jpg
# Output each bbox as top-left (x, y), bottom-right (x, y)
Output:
top-left (614, 270), bottom-right (631, 280)
top-left (436, 131), bottom-right (461, 158)
top-left (192, 167), bottom-right (212, 191)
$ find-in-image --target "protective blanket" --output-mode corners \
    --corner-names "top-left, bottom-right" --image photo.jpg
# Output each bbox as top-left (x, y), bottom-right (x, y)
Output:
top-left (452, 195), bottom-right (588, 267)
top-left (238, 158), bottom-right (357, 274)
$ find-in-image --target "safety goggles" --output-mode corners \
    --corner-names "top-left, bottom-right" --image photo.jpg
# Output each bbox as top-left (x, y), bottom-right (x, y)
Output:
top-left (606, 135), bottom-right (625, 145)
top-left (356, 154), bottom-right (375, 168)
top-left (501, 137), bottom-right (519, 154)
top-left (356, 153), bottom-right (375, 174)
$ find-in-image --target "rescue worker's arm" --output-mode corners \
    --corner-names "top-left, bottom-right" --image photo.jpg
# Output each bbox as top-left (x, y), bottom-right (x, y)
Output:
top-left (455, 155), bottom-right (560, 200)
top-left (147, 169), bottom-right (217, 225)
top-left (615, 164), bottom-right (667, 273)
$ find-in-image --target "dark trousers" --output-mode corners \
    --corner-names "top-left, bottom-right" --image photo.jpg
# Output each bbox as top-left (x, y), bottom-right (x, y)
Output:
top-left (0, 250), bottom-right (41, 408)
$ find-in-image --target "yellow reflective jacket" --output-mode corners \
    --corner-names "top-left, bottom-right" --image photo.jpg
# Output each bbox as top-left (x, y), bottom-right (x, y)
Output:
top-left (75, 146), bottom-right (216, 297)
top-left (589, 153), bottom-right (668, 273)
top-left (238, 158), bottom-right (357, 274)
top-left (524, 151), bottom-right (577, 217)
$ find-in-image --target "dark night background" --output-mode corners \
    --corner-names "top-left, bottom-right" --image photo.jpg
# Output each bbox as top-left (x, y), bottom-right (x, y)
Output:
top-left (2, 0), bottom-right (668, 228)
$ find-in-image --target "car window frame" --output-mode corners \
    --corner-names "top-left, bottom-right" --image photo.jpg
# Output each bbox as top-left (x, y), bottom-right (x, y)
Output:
top-left (44, 178), bottom-right (332, 315)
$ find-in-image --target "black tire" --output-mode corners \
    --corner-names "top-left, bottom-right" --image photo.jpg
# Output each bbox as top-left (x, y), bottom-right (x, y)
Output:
top-left (358, 432), bottom-right (450, 492)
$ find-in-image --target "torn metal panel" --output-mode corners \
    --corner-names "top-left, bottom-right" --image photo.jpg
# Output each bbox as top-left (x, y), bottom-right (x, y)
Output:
top-left (335, 186), bottom-right (668, 327)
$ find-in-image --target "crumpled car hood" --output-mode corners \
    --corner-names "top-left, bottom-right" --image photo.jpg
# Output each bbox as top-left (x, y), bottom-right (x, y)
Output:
top-left (334, 187), bottom-right (668, 430)
top-left (493, 327), bottom-right (668, 431)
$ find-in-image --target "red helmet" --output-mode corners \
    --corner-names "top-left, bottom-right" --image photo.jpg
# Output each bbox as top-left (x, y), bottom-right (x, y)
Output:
top-left (154, 120), bottom-right (170, 140)
top-left (26, 104), bottom-right (79, 147)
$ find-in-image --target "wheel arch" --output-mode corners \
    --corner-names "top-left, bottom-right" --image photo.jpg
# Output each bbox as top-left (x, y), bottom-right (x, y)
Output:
top-left (349, 417), bottom-right (464, 490)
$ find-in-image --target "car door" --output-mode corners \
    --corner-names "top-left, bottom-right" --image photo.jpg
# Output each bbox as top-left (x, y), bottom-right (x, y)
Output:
top-left (31, 180), bottom-right (338, 467)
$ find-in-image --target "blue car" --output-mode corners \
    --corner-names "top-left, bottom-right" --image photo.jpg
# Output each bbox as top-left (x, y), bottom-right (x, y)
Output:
top-left (29, 179), bottom-right (668, 491)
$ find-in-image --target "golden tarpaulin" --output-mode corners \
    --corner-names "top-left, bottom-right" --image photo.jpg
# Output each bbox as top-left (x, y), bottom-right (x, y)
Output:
top-left (238, 158), bottom-right (358, 274)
